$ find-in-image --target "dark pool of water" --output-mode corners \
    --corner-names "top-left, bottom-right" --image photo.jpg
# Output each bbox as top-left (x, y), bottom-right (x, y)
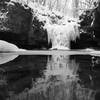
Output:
top-left (0, 54), bottom-right (100, 100)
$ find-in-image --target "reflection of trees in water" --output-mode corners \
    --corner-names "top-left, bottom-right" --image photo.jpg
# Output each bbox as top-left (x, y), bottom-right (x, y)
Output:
top-left (7, 55), bottom-right (97, 100)
top-left (45, 55), bottom-right (79, 78)
top-left (0, 54), bottom-right (18, 65)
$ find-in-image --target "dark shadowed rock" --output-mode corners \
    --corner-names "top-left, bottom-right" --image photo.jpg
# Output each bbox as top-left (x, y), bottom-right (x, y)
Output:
top-left (0, 1), bottom-right (48, 49)
top-left (28, 17), bottom-right (49, 49)
top-left (7, 2), bottom-right (32, 35)
top-left (71, 8), bottom-right (98, 49)
top-left (0, 1), bottom-right (32, 48)
top-left (92, 2), bottom-right (100, 46)
top-left (0, 55), bottom-right (48, 94)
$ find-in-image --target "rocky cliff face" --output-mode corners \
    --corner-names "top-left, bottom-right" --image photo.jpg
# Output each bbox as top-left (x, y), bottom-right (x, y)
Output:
top-left (0, 0), bottom-right (48, 49)
top-left (71, 8), bottom-right (98, 49)
top-left (92, 2), bottom-right (100, 46)
top-left (0, 0), bottom-right (32, 48)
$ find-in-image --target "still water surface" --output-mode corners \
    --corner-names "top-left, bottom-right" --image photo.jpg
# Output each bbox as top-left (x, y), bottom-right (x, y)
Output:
top-left (0, 53), bottom-right (100, 100)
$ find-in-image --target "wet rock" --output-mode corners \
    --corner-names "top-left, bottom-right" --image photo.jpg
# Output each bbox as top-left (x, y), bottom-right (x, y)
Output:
top-left (0, 1), bottom-right (32, 48)
top-left (0, 1), bottom-right (48, 49)
top-left (0, 40), bottom-right (19, 52)
top-left (71, 33), bottom-right (97, 49)
top-left (28, 17), bottom-right (49, 49)
top-left (71, 9), bottom-right (97, 49)
top-left (7, 2), bottom-right (32, 34)
top-left (92, 2), bottom-right (100, 46)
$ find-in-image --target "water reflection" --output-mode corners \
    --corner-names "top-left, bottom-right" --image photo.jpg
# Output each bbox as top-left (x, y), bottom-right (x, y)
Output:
top-left (0, 54), bottom-right (100, 100)
top-left (0, 53), bottom-right (18, 65)
top-left (28, 54), bottom-right (79, 100)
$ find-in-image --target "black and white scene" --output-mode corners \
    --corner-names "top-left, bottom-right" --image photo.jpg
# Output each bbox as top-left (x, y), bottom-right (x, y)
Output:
top-left (0, 0), bottom-right (100, 100)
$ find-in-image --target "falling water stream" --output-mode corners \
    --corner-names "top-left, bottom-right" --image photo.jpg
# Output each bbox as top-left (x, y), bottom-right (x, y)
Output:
top-left (9, 0), bottom-right (99, 50)
top-left (43, 0), bottom-right (80, 49)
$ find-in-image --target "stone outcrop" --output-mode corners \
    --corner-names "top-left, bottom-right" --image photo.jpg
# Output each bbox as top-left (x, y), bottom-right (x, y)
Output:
top-left (92, 2), bottom-right (100, 46)
top-left (0, 0), bottom-right (48, 49)
top-left (0, 40), bottom-right (19, 52)
top-left (0, 0), bottom-right (32, 48)
top-left (71, 8), bottom-right (97, 49)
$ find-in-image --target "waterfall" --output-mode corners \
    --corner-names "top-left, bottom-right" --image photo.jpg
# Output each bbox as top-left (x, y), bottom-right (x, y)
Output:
top-left (42, 0), bottom-right (80, 49)
top-left (44, 20), bottom-right (79, 49)
top-left (10, 0), bottom-right (80, 49)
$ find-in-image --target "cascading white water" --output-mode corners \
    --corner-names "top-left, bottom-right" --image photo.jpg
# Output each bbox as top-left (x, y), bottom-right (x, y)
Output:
top-left (45, 19), bottom-right (79, 49)
top-left (43, 0), bottom-right (80, 49)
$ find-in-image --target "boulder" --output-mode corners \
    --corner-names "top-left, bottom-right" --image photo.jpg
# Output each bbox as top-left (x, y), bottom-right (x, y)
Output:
top-left (28, 17), bottom-right (49, 49)
top-left (92, 2), bottom-right (100, 46)
top-left (71, 9), bottom-right (97, 49)
top-left (0, 40), bottom-right (19, 52)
